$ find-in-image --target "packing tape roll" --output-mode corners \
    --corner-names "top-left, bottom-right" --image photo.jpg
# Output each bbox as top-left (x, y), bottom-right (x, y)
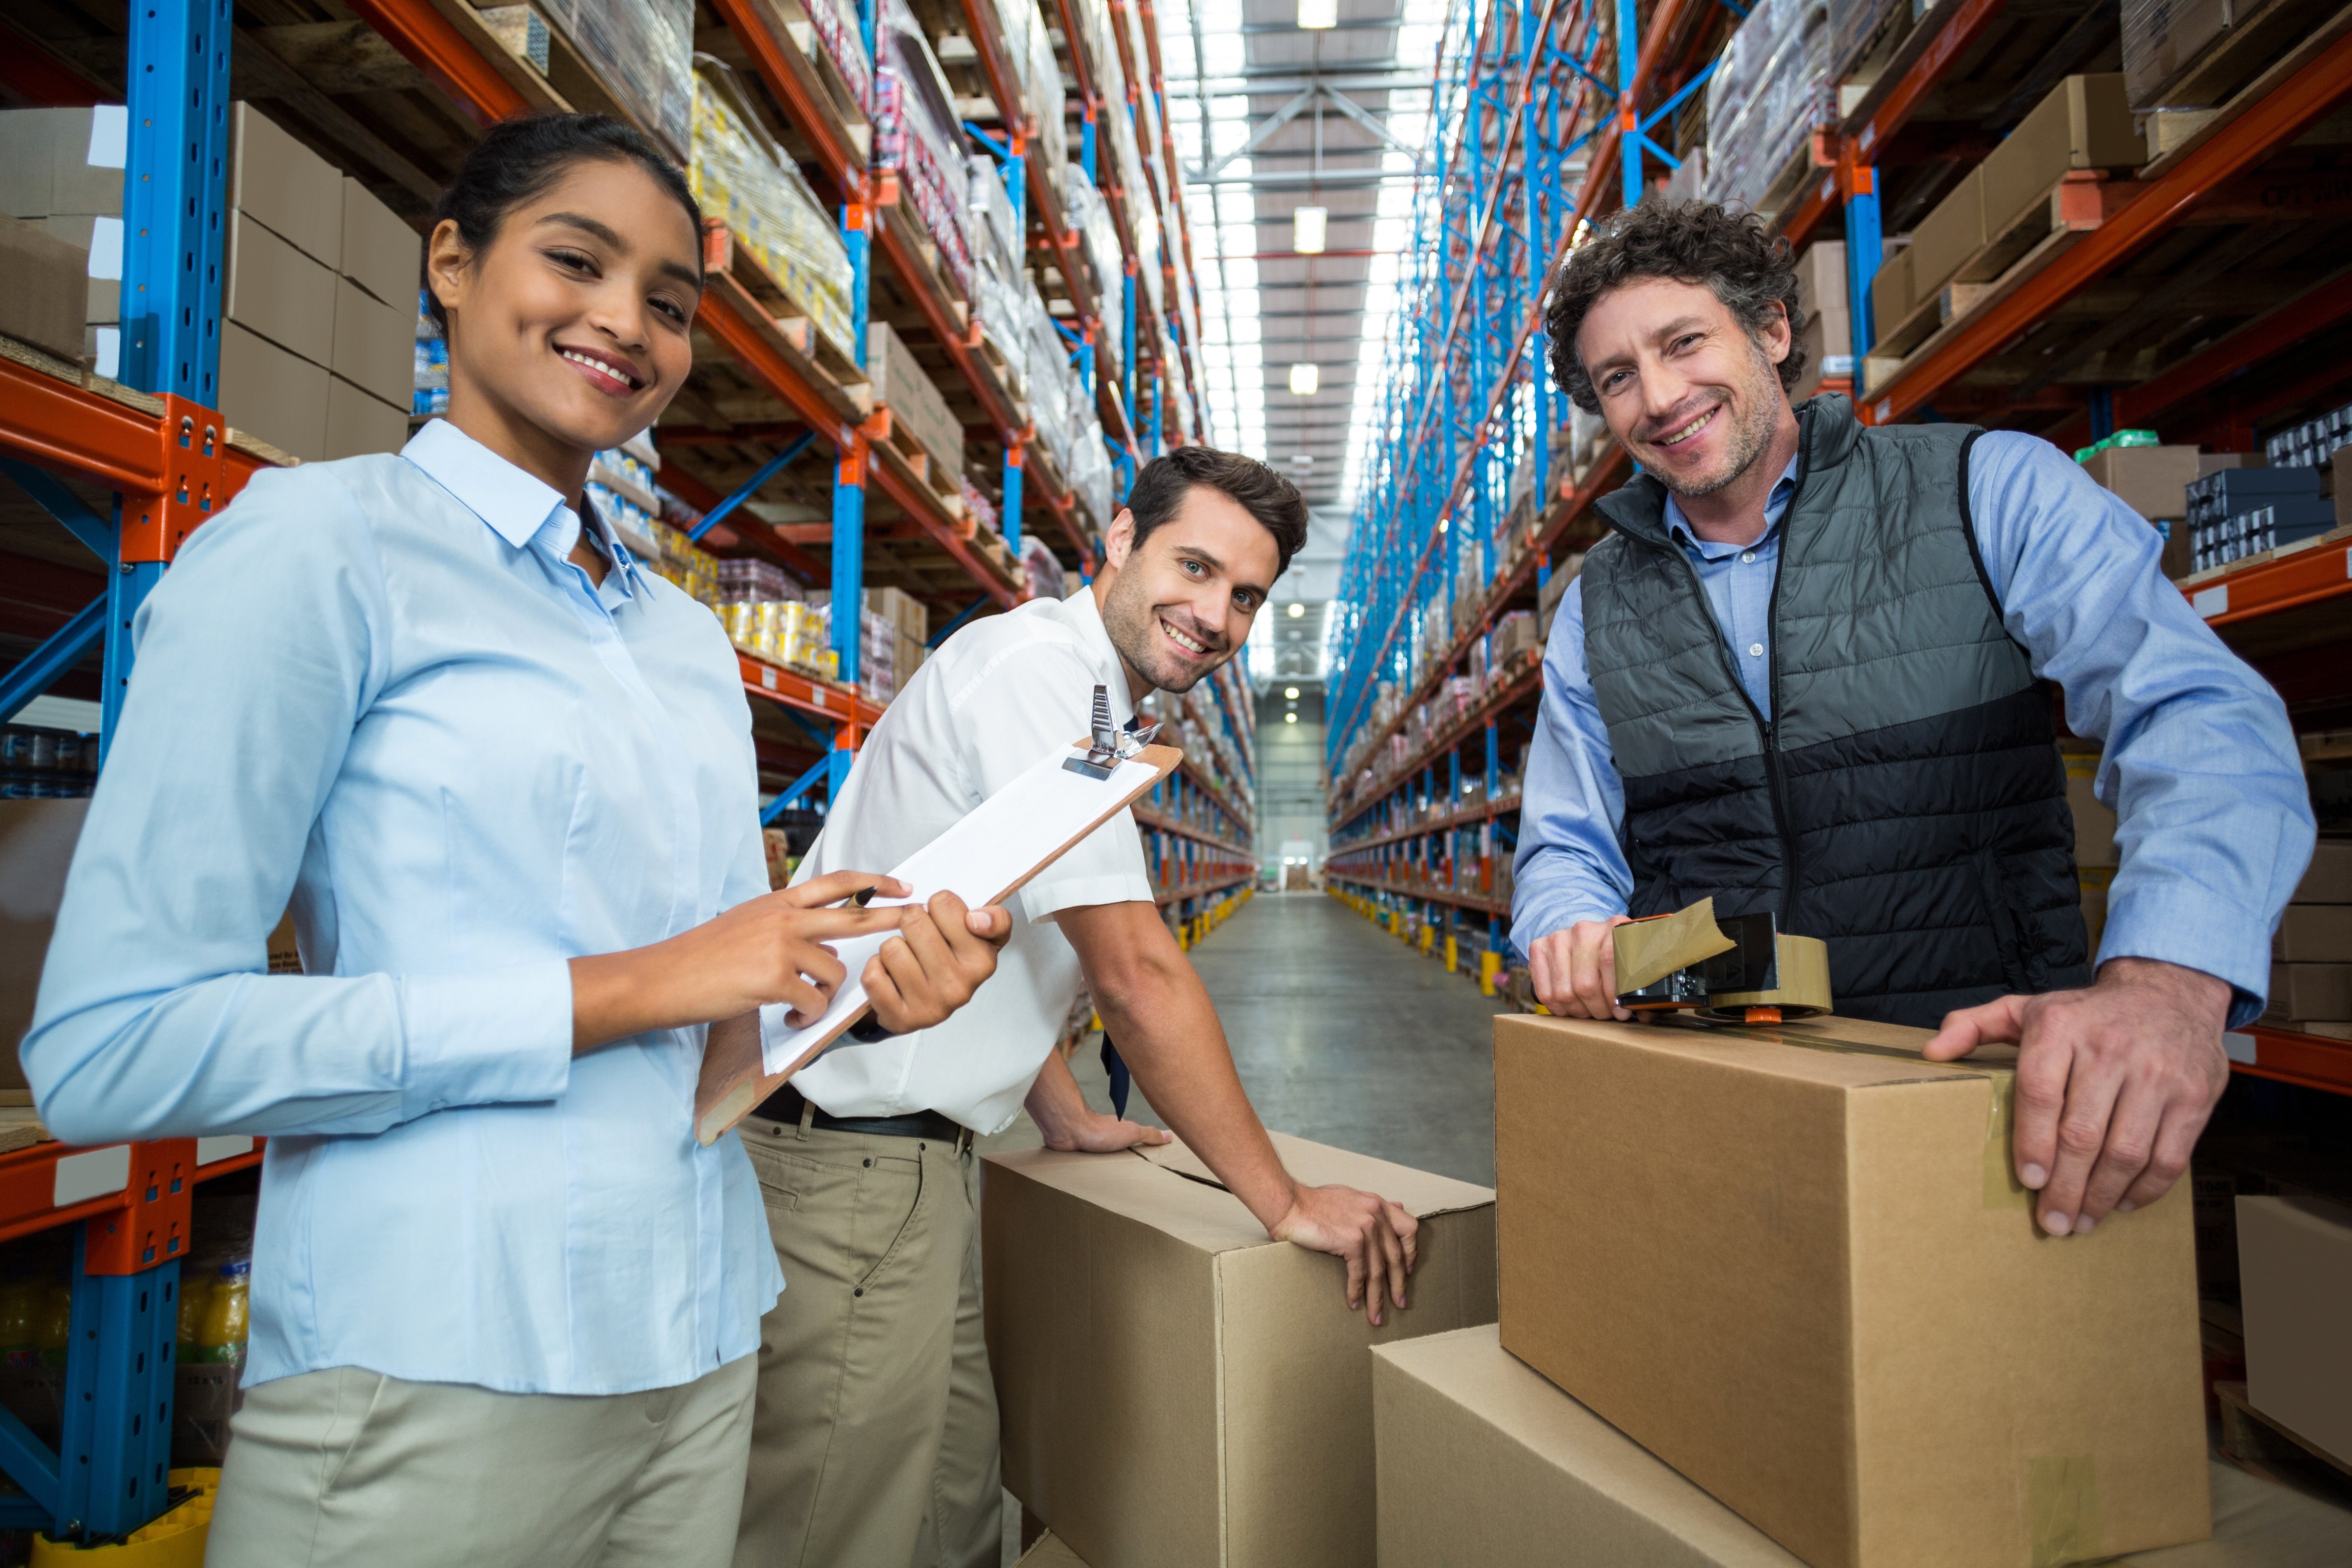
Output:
top-left (2026, 1454), bottom-right (2100, 1567)
top-left (1696, 933), bottom-right (1832, 1020)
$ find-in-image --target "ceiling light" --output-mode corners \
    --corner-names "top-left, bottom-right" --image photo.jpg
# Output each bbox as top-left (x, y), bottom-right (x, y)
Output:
top-left (1292, 453), bottom-right (1314, 469)
top-left (1298, 0), bottom-right (1337, 27)
top-left (1285, 685), bottom-right (1300, 698)
top-left (1287, 604), bottom-right (1305, 619)
top-left (1292, 205), bottom-right (1327, 254)
top-left (1289, 363), bottom-right (1319, 395)
top-left (1285, 712), bottom-right (1299, 723)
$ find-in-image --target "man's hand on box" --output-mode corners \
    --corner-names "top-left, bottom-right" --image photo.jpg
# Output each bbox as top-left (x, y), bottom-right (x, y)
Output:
top-left (1527, 916), bottom-right (1635, 1019)
top-left (1923, 958), bottom-right (2230, 1237)
top-left (1272, 1184), bottom-right (1420, 1326)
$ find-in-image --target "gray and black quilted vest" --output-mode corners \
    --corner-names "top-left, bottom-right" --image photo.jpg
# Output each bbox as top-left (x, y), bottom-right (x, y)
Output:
top-left (1581, 394), bottom-right (2090, 1027)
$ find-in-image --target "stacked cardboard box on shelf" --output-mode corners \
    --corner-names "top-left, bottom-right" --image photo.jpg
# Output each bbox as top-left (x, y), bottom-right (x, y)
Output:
top-left (1788, 240), bottom-right (1851, 403)
top-left (2236, 1194), bottom-right (2352, 1472)
top-left (2267, 839), bottom-right (2352, 1035)
top-left (869, 322), bottom-right (966, 485)
top-left (0, 106), bottom-right (127, 374)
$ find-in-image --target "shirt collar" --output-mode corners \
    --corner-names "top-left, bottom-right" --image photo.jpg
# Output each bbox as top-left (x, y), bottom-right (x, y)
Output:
top-left (1663, 454), bottom-right (1802, 560)
top-left (404, 419), bottom-right (644, 599)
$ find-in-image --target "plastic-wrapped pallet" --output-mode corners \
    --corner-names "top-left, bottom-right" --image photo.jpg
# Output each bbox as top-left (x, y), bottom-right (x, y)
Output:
top-left (690, 65), bottom-right (857, 351)
top-left (1701, 0), bottom-right (1833, 218)
top-left (975, 268), bottom-right (1029, 397)
top-left (1070, 415), bottom-right (1114, 535)
top-left (1828, 0), bottom-right (1914, 89)
top-left (1060, 167), bottom-right (1123, 312)
top-left (965, 154), bottom-right (1025, 288)
top-left (802, 0), bottom-right (876, 114)
top-left (1020, 533), bottom-right (1066, 599)
top-left (1025, 0), bottom-right (1067, 187)
top-left (537, 0), bottom-right (695, 160)
top-left (878, 0), bottom-right (976, 301)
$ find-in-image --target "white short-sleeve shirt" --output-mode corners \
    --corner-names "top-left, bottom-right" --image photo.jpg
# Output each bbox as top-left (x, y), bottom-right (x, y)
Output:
top-left (788, 589), bottom-right (1155, 1131)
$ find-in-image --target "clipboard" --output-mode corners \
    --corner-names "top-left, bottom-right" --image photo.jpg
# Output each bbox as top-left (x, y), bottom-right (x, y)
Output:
top-left (694, 716), bottom-right (1182, 1145)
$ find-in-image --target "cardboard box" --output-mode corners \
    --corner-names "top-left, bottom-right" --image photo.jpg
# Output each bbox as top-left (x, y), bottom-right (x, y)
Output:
top-left (219, 321), bottom-right (330, 462)
top-left (1868, 249), bottom-right (1910, 341)
top-left (1907, 166), bottom-right (1986, 301)
top-left (2269, 962), bottom-right (2352, 1021)
top-left (324, 375), bottom-right (409, 460)
top-left (0, 217), bottom-right (91, 365)
top-left (1374, 1325), bottom-right (1806, 1567)
top-left (2198, 452), bottom-right (2265, 476)
top-left (2124, 0), bottom-right (2231, 109)
top-left (985, 1133), bottom-right (1497, 1568)
top-left (2274, 903), bottom-right (2352, 962)
top-left (1495, 1012), bottom-right (2210, 1568)
top-left (2236, 1195), bottom-right (2352, 1468)
top-left (2299, 839), bottom-right (2352, 902)
top-left (338, 176), bottom-right (421, 311)
top-left (0, 800), bottom-right (90, 1094)
top-left (2062, 750), bottom-right (2118, 867)
top-left (229, 102), bottom-right (342, 270)
top-left (868, 322), bottom-right (966, 479)
top-left (1792, 240), bottom-right (1846, 322)
top-left (1980, 76), bottom-right (2144, 241)
top-left (2081, 443), bottom-right (2201, 521)
top-left (0, 106), bottom-right (126, 218)
top-left (33, 214), bottom-right (120, 324)
top-left (225, 210), bottom-right (336, 366)
top-left (1016, 1534), bottom-right (1091, 1568)
top-left (332, 276), bottom-right (414, 409)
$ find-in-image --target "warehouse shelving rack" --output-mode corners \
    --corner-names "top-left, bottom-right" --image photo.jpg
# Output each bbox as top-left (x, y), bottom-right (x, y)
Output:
top-left (1320, 0), bottom-right (2352, 1090)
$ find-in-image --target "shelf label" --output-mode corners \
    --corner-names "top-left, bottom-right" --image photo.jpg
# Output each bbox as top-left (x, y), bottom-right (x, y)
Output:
top-left (761, 666), bottom-right (778, 690)
top-left (2223, 1031), bottom-right (2257, 1066)
top-left (53, 1145), bottom-right (130, 1208)
top-left (2192, 584), bottom-right (2228, 619)
top-left (197, 1135), bottom-right (254, 1165)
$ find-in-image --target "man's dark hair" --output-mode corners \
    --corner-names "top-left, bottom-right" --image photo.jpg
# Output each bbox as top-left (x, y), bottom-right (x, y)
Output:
top-left (1125, 447), bottom-right (1310, 576)
top-left (1542, 200), bottom-right (1805, 414)
top-left (426, 114), bottom-right (703, 333)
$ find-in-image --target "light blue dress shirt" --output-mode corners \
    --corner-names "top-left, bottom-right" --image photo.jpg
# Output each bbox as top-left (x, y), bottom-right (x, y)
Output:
top-left (1510, 430), bottom-right (2315, 1027)
top-left (26, 420), bottom-right (785, 1395)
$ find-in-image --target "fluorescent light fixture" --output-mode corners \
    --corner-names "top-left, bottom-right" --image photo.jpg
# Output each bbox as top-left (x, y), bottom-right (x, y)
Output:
top-left (1298, 0), bottom-right (1338, 28)
top-left (1292, 205), bottom-right (1327, 253)
top-left (1285, 685), bottom-right (1301, 697)
top-left (1289, 363), bottom-right (1319, 395)
top-left (1287, 604), bottom-right (1305, 620)
top-left (1292, 453), bottom-right (1314, 469)
top-left (1285, 712), bottom-right (1299, 723)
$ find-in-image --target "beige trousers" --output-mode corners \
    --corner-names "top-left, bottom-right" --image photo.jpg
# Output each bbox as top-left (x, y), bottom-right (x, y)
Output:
top-left (204, 1355), bottom-right (757, 1568)
top-left (733, 1114), bottom-right (1002, 1568)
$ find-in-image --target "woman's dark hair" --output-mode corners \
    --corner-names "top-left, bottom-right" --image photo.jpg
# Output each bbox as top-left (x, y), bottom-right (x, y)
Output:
top-left (1543, 200), bottom-right (1805, 413)
top-left (425, 114), bottom-right (704, 332)
top-left (1127, 447), bottom-right (1311, 576)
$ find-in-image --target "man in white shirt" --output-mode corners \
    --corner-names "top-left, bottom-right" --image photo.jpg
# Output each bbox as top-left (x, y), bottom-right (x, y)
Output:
top-left (732, 448), bottom-right (1420, 1568)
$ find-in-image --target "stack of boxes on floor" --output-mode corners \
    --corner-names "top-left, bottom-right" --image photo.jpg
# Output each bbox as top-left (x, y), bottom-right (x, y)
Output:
top-left (0, 107), bottom-right (126, 378)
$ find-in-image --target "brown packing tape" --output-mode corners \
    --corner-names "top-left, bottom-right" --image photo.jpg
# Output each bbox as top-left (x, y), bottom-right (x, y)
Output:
top-left (1984, 1069), bottom-right (2033, 1210)
top-left (2027, 1454), bottom-right (2100, 1567)
top-left (1613, 896), bottom-right (1735, 993)
top-left (1699, 932), bottom-right (1833, 1018)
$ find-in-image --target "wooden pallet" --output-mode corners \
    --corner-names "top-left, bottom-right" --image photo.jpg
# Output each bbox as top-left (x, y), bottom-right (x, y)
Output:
top-left (2216, 1381), bottom-right (2352, 1501)
top-left (702, 222), bottom-right (873, 420)
top-left (867, 407), bottom-right (966, 516)
top-left (973, 327), bottom-right (1026, 408)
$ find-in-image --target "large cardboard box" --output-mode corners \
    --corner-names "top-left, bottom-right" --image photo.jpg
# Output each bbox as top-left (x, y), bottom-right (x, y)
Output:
top-left (1980, 76), bottom-right (2145, 241)
top-left (1907, 167), bottom-right (1986, 301)
top-left (2269, 962), bottom-right (2352, 1020)
top-left (0, 107), bottom-right (126, 218)
top-left (338, 176), bottom-right (421, 311)
top-left (1868, 249), bottom-right (1909, 341)
top-left (868, 321), bottom-right (966, 480)
top-left (219, 321), bottom-right (330, 462)
top-left (0, 800), bottom-right (90, 1094)
top-left (0, 217), bottom-right (91, 365)
top-left (1792, 240), bottom-right (1846, 323)
top-left (2082, 444), bottom-right (2200, 521)
top-left (2124, 0), bottom-right (2232, 109)
top-left (324, 376), bottom-right (409, 460)
top-left (332, 276), bottom-right (415, 409)
top-left (2274, 903), bottom-right (2352, 962)
top-left (2237, 1195), bottom-right (2352, 1468)
top-left (1374, 1325), bottom-right (1806, 1567)
top-left (1495, 1012), bottom-right (2210, 1568)
top-left (2296, 838), bottom-right (2352, 902)
top-left (33, 215), bottom-right (120, 326)
top-left (986, 1134), bottom-right (1497, 1568)
top-left (225, 209), bottom-right (337, 366)
top-left (229, 103), bottom-right (343, 270)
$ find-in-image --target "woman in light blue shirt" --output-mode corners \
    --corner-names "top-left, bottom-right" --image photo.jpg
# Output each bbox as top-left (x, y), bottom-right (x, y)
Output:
top-left (25, 114), bottom-right (1007, 1566)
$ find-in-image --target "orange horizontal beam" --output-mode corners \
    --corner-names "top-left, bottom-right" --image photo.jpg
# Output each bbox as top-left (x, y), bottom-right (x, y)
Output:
top-left (344, 0), bottom-right (528, 125)
top-left (738, 651), bottom-right (885, 727)
top-left (697, 291), bottom-right (858, 450)
top-left (0, 359), bottom-right (268, 502)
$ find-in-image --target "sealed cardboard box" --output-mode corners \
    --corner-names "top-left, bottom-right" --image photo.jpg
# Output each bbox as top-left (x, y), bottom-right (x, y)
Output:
top-left (1907, 166), bottom-right (1986, 301)
top-left (2297, 838), bottom-right (2351, 902)
top-left (0, 217), bottom-right (91, 365)
top-left (219, 321), bottom-right (330, 462)
top-left (2274, 903), bottom-right (2352, 962)
top-left (324, 375), bottom-right (409, 460)
top-left (2082, 444), bottom-right (2200, 521)
top-left (2237, 1195), bottom-right (2352, 1468)
top-left (2269, 962), bottom-right (2352, 1021)
top-left (868, 322), bottom-right (966, 479)
top-left (1980, 76), bottom-right (2144, 239)
top-left (332, 276), bottom-right (415, 409)
top-left (1792, 240), bottom-right (1845, 322)
top-left (338, 176), bottom-right (422, 310)
top-left (1868, 250), bottom-right (1909, 342)
top-left (0, 800), bottom-right (90, 1093)
top-left (0, 106), bottom-right (126, 218)
top-left (986, 1133), bottom-right (1497, 1568)
top-left (33, 214), bottom-right (121, 325)
top-left (1496, 1012), bottom-right (2209, 1568)
top-left (229, 102), bottom-right (343, 270)
top-left (1374, 1325), bottom-right (1806, 1567)
top-left (225, 210), bottom-right (337, 367)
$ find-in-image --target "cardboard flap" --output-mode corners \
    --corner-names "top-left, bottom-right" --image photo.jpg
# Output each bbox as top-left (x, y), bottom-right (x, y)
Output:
top-left (987, 1143), bottom-right (1274, 1254)
top-left (1497, 1012), bottom-right (2012, 1091)
top-left (1139, 1130), bottom-right (1496, 1220)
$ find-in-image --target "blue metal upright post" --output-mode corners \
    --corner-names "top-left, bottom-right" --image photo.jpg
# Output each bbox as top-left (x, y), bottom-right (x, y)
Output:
top-left (1002, 132), bottom-right (1026, 551)
top-left (1617, 0), bottom-right (1644, 211)
top-left (1842, 153), bottom-right (1882, 383)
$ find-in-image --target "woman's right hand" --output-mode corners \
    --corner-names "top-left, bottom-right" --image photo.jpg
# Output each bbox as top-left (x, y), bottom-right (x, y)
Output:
top-left (570, 871), bottom-right (917, 1052)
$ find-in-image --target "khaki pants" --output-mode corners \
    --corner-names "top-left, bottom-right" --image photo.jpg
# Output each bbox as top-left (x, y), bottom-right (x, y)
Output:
top-left (733, 1114), bottom-right (1002, 1568)
top-left (205, 1354), bottom-right (757, 1568)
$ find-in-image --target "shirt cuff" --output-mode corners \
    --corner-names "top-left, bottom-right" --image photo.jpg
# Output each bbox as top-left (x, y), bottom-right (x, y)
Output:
top-left (2096, 881), bottom-right (2269, 1029)
top-left (396, 959), bottom-right (575, 1120)
top-left (1022, 873), bottom-right (1157, 924)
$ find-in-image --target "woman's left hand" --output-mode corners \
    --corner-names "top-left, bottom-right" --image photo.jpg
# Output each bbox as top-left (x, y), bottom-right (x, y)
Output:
top-left (863, 891), bottom-right (1013, 1034)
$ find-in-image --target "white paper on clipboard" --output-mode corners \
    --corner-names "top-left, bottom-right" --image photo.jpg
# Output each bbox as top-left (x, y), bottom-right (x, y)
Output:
top-left (693, 735), bottom-right (1181, 1144)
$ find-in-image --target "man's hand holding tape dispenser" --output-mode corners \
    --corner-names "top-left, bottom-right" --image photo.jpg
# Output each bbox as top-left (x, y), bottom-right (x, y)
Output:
top-left (728, 449), bottom-right (1420, 1568)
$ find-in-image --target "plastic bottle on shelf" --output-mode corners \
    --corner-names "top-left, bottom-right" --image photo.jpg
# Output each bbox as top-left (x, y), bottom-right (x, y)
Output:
top-left (176, 1265), bottom-right (216, 1364)
top-left (195, 1261), bottom-right (249, 1367)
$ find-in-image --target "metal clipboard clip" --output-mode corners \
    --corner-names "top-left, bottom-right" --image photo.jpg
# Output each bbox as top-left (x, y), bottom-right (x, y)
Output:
top-left (1063, 683), bottom-right (1161, 780)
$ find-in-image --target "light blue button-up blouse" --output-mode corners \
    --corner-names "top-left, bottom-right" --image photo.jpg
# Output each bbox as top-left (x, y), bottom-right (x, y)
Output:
top-left (25, 419), bottom-right (785, 1394)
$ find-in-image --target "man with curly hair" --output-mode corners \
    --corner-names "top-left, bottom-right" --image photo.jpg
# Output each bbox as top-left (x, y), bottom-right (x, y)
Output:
top-left (1512, 200), bottom-right (2312, 1243)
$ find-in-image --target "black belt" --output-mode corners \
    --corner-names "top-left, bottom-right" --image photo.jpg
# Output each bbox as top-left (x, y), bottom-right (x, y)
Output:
top-left (751, 1084), bottom-right (964, 1143)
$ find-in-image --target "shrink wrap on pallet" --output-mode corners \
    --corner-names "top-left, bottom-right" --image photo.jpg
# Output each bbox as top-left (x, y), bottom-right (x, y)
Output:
top-left (690, 65), bottom-right (856, 351)
top-left (1701, 0), bottom-right (1833, 218)
top-left (1025, 0), bottom-right (1068, 187)
top-left (541, 0), bottom-right (695, 159)
top-left (876, 0), bottom-right (976, 299)
top-left (802, 0), bottom-right (875, 114)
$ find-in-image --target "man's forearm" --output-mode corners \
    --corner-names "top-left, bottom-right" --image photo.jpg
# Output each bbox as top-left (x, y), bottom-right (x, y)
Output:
top-left (1022, 1049), bottom-right (1092, 1143)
